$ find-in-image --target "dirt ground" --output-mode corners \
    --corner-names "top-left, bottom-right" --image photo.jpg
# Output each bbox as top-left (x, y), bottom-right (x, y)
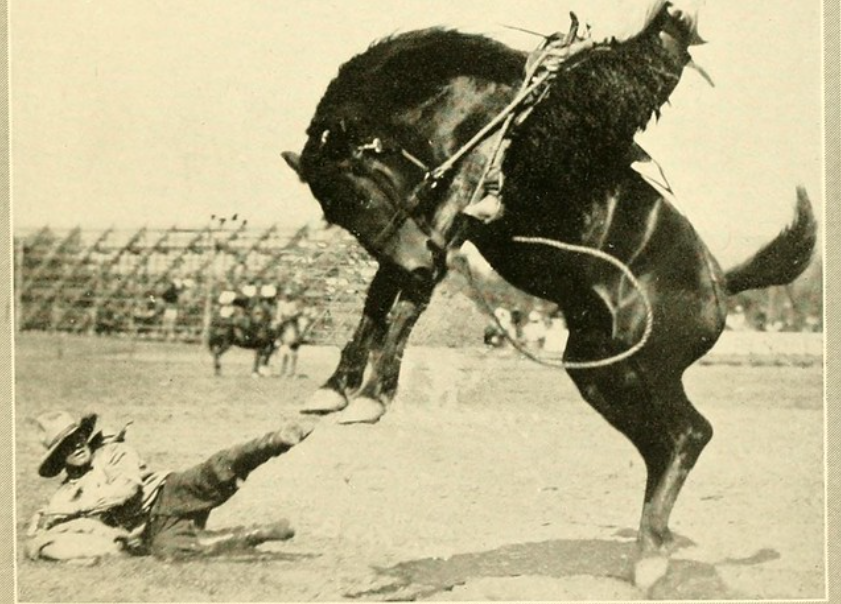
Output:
top-left (13, 333), bottom-right (825, 601)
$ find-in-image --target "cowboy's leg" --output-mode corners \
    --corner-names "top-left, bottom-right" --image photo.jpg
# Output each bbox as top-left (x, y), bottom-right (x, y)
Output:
top-left (288, 347), bottom-right (298, 376)
top-left (146, 421), bottom-right (313, 558)
top-left (146, 514), bottom-right (295, 559)
top-left (279, 345), bottom-right (290, 377)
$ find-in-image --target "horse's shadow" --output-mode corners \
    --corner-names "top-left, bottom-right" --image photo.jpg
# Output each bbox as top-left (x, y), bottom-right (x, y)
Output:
top-left (345, 532), bottom-right (772, 601)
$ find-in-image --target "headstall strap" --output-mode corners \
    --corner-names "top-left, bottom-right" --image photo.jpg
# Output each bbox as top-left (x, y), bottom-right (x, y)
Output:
top-left (356, 137), bottom-right (431, 173)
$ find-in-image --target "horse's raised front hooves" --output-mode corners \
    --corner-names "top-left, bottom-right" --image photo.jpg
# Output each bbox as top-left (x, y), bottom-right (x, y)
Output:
top-left (300, 388), bottom-right (348, 415)
top-left (335, 397), bottom-right (386, 425)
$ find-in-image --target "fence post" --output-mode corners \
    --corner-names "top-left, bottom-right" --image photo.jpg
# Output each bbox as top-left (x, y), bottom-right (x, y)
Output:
top-left (200, 216), bottom-right (236, 346)
top-left (200, 221), bottom-right (217, 347)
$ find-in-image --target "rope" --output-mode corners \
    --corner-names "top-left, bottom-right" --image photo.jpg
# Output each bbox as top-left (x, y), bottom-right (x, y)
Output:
top-left (464, 259), bottom-right (567, 369)
top-left (465, 235), bottom-right (655, 370)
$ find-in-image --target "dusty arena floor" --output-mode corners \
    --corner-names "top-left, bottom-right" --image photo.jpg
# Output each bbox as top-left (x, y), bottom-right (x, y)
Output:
top-left (13, 334), bottom-right (825, 601)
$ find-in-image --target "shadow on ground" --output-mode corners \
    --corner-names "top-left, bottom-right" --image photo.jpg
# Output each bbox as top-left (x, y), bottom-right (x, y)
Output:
top-left (343, 534), bottom-right (775, 601)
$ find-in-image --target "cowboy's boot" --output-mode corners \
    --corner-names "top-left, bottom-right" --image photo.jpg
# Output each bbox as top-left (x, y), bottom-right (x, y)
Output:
top-left (226, 421), bottom-right (316, 481)
top-left (196, 520), bottom-right (296, 555)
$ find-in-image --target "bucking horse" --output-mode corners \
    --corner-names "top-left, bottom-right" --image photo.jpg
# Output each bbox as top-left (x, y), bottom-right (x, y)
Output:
top-left (281, 1), bottom-right (817, 587)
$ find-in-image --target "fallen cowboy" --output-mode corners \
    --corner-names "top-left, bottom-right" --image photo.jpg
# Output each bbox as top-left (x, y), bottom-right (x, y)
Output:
top-left (25, 410), bottom-right (314, 563)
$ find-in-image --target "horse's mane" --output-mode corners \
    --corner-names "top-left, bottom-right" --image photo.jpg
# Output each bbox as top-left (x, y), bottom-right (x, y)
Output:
top-left (503, 8), bottom-right (694, 219)
top-left (307, 28), bottom-right (525, 135)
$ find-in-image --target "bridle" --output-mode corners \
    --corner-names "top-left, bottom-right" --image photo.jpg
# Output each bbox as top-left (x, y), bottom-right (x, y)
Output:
top-left (343, 132), bottom-right (453, 258)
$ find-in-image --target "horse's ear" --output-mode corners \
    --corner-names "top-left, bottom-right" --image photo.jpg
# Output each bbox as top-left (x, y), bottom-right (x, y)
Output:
top-left (282, 152), bottom-right (304, 181)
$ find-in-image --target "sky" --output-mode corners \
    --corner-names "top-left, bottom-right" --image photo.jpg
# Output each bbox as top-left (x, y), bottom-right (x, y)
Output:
top-left (9, 0), bottom-right (825, 266)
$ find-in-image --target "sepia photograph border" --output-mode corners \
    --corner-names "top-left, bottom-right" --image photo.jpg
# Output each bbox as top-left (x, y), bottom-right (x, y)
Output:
top-left (1, 1), bottom-right (839, 602)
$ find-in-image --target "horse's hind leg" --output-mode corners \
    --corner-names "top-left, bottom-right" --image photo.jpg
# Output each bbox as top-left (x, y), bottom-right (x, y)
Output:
top-left (565, 334), bottom-right (712, 581)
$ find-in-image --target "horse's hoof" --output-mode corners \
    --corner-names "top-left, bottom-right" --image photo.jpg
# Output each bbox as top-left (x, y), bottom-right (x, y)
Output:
top-left (251, 372), bottom-right (260, 379)
top-left (335, 397), bottom-right (385, 425)
top-left (300, 389), bottom-right (348, 414)
top-left (633, 555), bottom-right (669, 592)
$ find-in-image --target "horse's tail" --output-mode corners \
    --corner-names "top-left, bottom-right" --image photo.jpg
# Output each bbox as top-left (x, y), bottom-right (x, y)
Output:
top-left (723, 186), bottom-right (817, 295)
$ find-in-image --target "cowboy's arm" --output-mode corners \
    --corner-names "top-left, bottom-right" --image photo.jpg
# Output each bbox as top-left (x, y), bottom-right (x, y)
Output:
top-left (40, 444), bottom-right (143, 522)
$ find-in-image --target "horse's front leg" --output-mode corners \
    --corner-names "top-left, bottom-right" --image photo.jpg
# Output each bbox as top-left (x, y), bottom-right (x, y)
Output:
top-left (300, 265), bottom-right (403, 414)
top-left (209, 336), bottom-right (230, 377)
top-left (334, 275), bottom-right (436, 425)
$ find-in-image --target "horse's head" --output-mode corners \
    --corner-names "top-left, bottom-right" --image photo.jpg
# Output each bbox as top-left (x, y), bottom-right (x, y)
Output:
top-left (283, 118), bottom-right (444, 283)
top-left (285, 29), bottom-right (524, 283)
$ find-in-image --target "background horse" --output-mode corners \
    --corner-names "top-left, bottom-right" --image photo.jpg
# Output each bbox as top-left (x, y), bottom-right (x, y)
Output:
top-left (282, 2), bottom-right (817, 585)
top-left (275, 312), bottom-right (313, 377)
top-left (208, 299), bottom-right (277, 376)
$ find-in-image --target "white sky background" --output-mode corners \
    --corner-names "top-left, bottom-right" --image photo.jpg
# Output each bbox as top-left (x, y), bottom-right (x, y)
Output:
top-left (10, 0), bottom-right (824, 267)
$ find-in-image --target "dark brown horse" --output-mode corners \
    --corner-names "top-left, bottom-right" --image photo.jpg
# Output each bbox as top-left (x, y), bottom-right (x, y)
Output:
top-left (208, 300), bottom-right (277, 376)
top-left (282, 3), bottom-right (817, 584)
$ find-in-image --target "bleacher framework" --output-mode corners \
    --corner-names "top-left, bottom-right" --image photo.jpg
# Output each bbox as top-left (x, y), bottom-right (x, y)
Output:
top-left (14, 221), bottom-right (378, 345)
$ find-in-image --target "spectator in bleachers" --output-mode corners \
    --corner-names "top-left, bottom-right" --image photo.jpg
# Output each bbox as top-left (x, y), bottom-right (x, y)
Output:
top-left (544, 310), bottom-right (569, 353)
top-left (160, 279), bottom-right (183, 341)
top-left (275, 299), bottom-right (314, 378)
top-left (260, 284), bottom-right (278, 308)
top-left (216, 287), bottom-right (240, 330)
top-left (484, 307), bottom-right (506, 348)
top-left (484, 307), bottom-right (513, 349)
top-left (522, 309), bottom-right (548, 350)
top-left (273, 288), bottom-right (300, 330)
top-left (510, 308), bottom-right (525, 345)
top-left (132, 291), bottom-right (161, 336)
top-left (725, 305), bottom-right (748, 332)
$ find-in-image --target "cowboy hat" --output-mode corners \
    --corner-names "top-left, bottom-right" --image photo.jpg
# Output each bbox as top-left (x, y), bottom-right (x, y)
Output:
top-left (35, 411), bottom-right (98, 478)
